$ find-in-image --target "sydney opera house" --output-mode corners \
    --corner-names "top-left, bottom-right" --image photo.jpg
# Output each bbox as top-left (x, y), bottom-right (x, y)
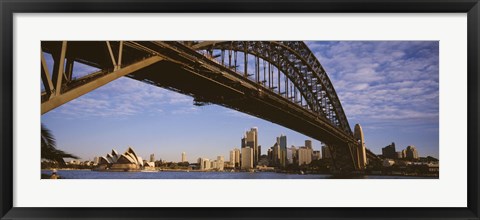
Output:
top-left (96, 147), bottom-right (154, 171)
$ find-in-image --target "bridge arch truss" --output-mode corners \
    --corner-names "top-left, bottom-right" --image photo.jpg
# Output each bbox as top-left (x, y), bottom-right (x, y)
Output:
top-left (192, 41), bottom-right (352, 136)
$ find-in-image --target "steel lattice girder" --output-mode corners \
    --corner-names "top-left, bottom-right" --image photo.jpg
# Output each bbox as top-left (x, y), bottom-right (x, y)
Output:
top-left (192, 41), bottom-right (352, 135)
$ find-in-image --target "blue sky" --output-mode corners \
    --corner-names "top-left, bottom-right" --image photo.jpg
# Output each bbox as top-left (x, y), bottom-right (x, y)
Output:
top-left (41, 41), bottom-right (439, 162)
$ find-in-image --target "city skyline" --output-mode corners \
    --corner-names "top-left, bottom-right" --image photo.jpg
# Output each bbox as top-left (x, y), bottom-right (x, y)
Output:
top-left (41, 41), bottom-right (439, 162)
top-left (79, 128), bottom-right (432, 164)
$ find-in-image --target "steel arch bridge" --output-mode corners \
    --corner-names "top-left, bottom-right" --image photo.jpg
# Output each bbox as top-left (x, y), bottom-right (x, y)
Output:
top-left (40, 41), bottom-right (369, 172)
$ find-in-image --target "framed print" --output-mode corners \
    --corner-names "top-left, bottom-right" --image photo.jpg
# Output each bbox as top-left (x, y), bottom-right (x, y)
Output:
top-left (1, 0), bottom-right (479, 219)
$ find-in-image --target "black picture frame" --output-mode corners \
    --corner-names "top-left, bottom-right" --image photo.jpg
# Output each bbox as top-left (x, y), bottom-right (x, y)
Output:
top-left (1, 0), bottom-right (479, 219)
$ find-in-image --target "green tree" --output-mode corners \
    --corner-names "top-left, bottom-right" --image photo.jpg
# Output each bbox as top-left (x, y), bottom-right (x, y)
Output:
top-left (41, 124), bottom-right (79, 166)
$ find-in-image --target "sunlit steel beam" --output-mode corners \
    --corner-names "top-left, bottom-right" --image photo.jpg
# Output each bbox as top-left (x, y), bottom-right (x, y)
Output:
top-left (41, 56), bottom-right (164, 114)
top-left (40, 51), bottom-right (54, 97)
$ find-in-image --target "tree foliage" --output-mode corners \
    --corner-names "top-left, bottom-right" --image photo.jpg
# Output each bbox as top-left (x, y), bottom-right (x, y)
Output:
top-left (41, 124), bottom-right (79, 166)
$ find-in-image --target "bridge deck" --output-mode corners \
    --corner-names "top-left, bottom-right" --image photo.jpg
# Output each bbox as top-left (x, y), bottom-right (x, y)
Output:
top-left (41, 41), bottom-right (363, 172)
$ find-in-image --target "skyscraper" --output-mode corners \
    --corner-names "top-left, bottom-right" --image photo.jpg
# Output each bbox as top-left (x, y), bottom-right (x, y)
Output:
top-left (382, 142), bottom-right (396, 158)
top-left (230, 150), bottom-right (235, 166)
top-left (244, 128), bottom-right (259, 166)
top-left (271, 143), bottom-right (281, 166)
top-left (181, 152), bottom-right (187, 162)
top-left (354, 124), bottom-right (367, 169)
top-left (305, 140), bottom-right (312, 149)
top-left (241, 147), bottom-right (254, 170)
top-left (286, 146), bottom-right (294, 164)
top-left (241, 135), bottom-right (247, 148)
top-left (150, 154), bottom-right (155, 162)
top-left (216, 156), bottom-right (225, 171)
top-left (277, 135), bottom-right (287, 167)
top-left (405, 145), bottom-right (419, 160)
top-left (230, 148), bottom-right (241, 168)
top-left (198, 157), bottom-right (210, 170)
top-left (298, 146), bottom-right (313, 165)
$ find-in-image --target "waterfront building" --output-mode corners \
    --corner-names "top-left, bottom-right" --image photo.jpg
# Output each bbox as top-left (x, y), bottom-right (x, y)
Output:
top-left (382, 142), bottom-right (396, 159)
top-left (258, 145), bottom-right (261, 160)
top-left (243, 128), bottom-right (259, 166)
top-left (181, 152), bottom-right (187, 162)
top-left (298, 146), bottom-right (313, 165)
top-left (98, 147), bottom-right (144, 171)
top-left (286, 146), bottom-right (297, 164)
top-left (402, 149), bottom-right (407, 158)
top-left (271, 142), bottom-right (281, 166)
top-left (197, 157), bottom-right (211, 170)
top-left (354, 124), bottom-right (367, 168)
top-left (267, 148), bottom-right (273, 163)
top-left (277, 135), bottom-right (287, 167)
top-left (241, 147), bottom-right (254, 170)
top-left (230, 148), bottom-right (241, 168)
top-left (144, 161), bottom-right (155, 171)
top-left (322, 145), bottom-right (332, 159)
top-left (150, 153), bottom-right (155, 162)
top-left (241, 135), bottom-right (247, 148)
top-left (229, 150), bottom-right (235, 166)
top-left (111, 149), bottom-right (119, 161)
top-left (405, 145), bottom-right (419, 160)
top-left (216, 156), bottom-right (225, 171)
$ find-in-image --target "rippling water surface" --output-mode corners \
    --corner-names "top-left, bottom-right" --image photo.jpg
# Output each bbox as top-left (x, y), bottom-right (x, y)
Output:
top-left (41, 170), bottom-right (435, 179)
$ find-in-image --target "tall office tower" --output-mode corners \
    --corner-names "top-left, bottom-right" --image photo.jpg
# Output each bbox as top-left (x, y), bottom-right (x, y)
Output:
top-left (230, 150), bottom-right (236, 166)
top-left (271, 143), bottom-right (281, 166)
top-left (305, 140), bottom-right (313, 149)
top-left (405, 145), bottom-right (419, 160)
top-left (241, 134), bottom-right (247, 148)
top-left (286, 146), bottom-right (297, 164)
top-left (216, 156), bottom-right (225, 171)
top-left (230, 148), bottom-right (241, 168)
top-left (211, 160), bottom-right (217, 170)
top-left (150, 154), bottom-right (155, 162)
top-left (267, 148), bottom-right (273, 163)
top-left (382, 142), bottom-right (396, 158)
top-left (198, 157), bottom-right (211, 170)
top-left (234, 148), bottom-right (241, 167)
top-left (354, 124), bottom-right (367, 168)
top-left (277, 135), bottom-right (287, 167)
top-left (298, 147), bottom-right (313, 165)
top-left (241, 147), bottom-right (254, 170)
top-left (258, 145), bottom-right (261, 158)
top-left (181, 152), bottom-right (187, 162)
top-left (245, 128), bottom-right (259, 166)
top-left (322, 145), bottom-right (332, 159)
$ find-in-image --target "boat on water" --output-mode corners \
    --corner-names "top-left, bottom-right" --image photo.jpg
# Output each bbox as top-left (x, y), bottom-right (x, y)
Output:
top-left (140, 170), bottom-right (158, 173)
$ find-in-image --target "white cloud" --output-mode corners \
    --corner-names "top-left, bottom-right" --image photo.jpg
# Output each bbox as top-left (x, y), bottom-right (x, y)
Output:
top-left (51, 77), bottom-right (196, 119)
top-left (307, 41), bottom-right (439, 129)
